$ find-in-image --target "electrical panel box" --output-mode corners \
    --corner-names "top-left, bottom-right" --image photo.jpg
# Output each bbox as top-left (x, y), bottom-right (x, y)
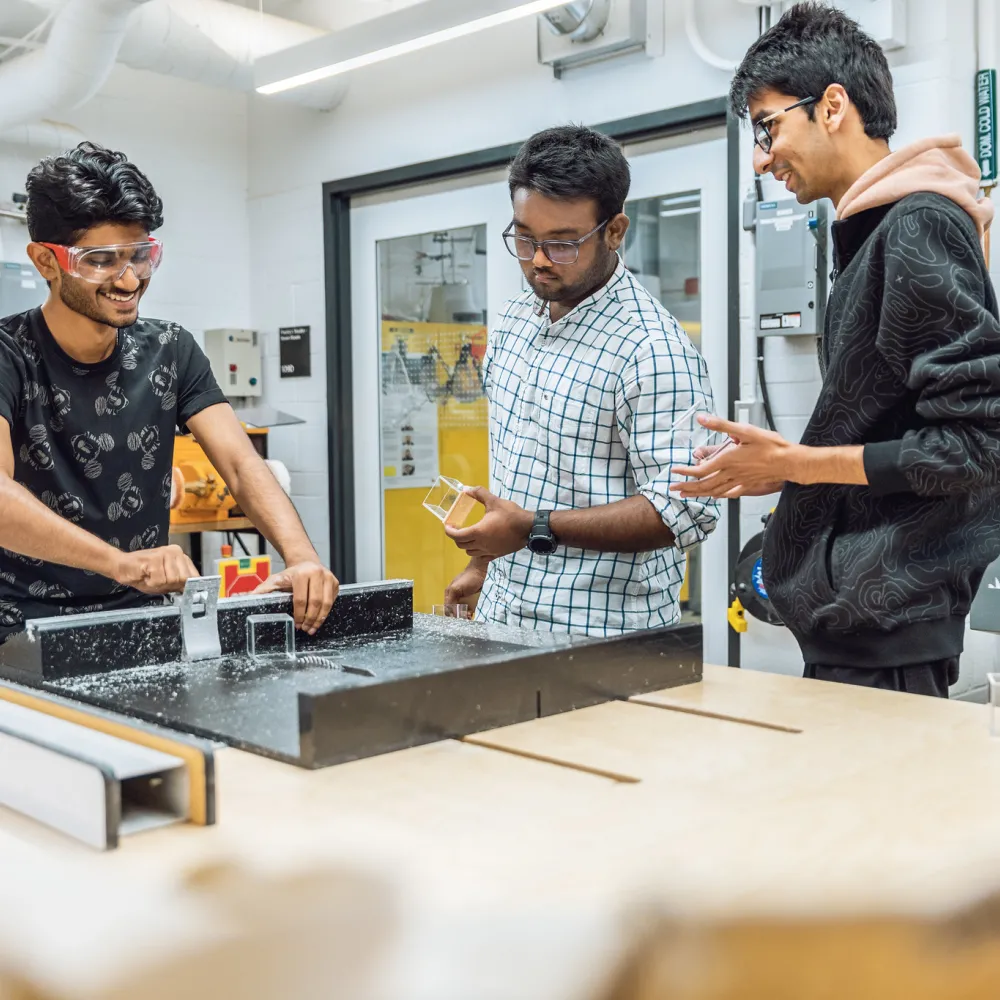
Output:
top-left (203, 328), bottom-right (262, 397)
top-left (0, 261), bottom-right (44, 317)
top-left (749, 197), bottom-right (829, 337)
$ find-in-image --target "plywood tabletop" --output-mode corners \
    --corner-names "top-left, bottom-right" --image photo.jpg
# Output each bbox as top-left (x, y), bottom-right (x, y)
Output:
top-left (0, 663), bottom-right (997, 923)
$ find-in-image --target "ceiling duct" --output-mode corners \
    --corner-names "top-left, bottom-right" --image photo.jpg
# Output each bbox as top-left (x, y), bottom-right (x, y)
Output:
top-left (537, 0), bottom-right (663, 77)
top-left (7, 0), bottom-right (349, 114)
top-left (0, 0), bottom-right (150, 134)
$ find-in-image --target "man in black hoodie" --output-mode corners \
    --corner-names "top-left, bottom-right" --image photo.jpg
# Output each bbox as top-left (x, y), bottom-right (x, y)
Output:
top-left (673, 2), bottom-right (1000, 697)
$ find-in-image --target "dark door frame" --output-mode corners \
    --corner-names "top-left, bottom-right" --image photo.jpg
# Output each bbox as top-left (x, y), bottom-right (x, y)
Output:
top-left (322, 95), bottom-right (742, 666)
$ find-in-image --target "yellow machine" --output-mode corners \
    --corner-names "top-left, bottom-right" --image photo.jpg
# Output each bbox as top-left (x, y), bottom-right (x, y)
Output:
top-left (169, 429), bottom-right (268, 526)
top-left (169, 434), bottom-right (237, 525)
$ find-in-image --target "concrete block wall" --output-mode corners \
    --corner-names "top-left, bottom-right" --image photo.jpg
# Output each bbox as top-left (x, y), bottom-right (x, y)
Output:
top-left (247, 185), bottom-right (330, 568)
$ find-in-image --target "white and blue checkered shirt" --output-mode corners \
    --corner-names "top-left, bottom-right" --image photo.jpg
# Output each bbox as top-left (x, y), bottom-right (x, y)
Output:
top-left (477, 257), bottom-right (720, 636)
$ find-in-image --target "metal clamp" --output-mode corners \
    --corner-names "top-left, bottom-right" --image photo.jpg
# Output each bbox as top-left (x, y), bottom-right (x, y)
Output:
top-left (246, 613), bottom-right (295, 659)
top-left (178, 577), bottom-right (222, 661)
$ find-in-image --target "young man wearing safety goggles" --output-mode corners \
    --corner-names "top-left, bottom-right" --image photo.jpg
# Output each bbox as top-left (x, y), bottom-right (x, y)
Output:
top-left (0, 141), bottom-right (337, 641)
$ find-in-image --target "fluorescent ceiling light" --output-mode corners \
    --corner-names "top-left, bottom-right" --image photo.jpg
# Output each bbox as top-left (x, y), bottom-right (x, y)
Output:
top-left (256, 0), bottom-right (570, 95)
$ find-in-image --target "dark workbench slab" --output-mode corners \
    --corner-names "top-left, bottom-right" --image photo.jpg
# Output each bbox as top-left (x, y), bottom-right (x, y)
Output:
top-left (0, 581), bottom-right (702, 768)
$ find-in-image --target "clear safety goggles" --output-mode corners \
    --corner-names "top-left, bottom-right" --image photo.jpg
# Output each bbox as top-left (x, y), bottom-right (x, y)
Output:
top-left (39, 236), bottom-right (163, 284)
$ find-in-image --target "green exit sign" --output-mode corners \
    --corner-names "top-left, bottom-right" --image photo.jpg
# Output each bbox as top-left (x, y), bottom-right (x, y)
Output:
top-left (977, 69), bottom-right (997, 185)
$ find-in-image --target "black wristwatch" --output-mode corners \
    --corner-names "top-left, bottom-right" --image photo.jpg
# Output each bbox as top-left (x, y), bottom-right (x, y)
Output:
top-left (526, 510), bottom-right (558, 555)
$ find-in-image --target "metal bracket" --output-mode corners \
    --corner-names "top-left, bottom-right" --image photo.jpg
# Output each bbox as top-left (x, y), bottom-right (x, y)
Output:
top-left (178, 577), bottom-right (221, 661)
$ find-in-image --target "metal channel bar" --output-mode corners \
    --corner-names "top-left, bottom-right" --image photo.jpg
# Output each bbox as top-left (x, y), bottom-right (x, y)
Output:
top-left (24, 578), bottom-right (413, 637)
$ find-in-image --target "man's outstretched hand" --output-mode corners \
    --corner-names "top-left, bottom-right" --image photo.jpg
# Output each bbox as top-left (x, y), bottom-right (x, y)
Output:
top-left (671, 416), bottom-right (790, 499)
top-left (255, 560), bottom-right (340, 635)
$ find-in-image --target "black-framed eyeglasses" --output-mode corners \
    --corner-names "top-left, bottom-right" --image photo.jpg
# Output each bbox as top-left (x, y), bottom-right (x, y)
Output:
top-left (753, 96), bottom-right (818, 153)
top-left (502, 219), bottom-right (608, 265)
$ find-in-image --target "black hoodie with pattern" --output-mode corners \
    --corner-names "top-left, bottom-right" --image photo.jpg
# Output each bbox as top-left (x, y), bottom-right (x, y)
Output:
top-left (763, 185), bottom-right (1000, 667)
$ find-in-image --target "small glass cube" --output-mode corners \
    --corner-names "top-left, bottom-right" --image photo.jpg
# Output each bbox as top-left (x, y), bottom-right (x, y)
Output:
top-left (423, 475), bottom-right (478, 527)
top-left (670, 404), bottom-right (734, 465)
top-left (989, 673), bottom-right (1000, 737)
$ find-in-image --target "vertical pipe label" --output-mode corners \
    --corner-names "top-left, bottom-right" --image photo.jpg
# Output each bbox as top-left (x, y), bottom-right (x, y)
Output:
top-left (977, 69), bottom-right (997, 186)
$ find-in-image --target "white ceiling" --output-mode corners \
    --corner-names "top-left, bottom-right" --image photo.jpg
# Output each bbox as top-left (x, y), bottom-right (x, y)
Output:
top-left (0, 1), bottom-right (436, 39)
top-left (221, 0), bottom-right (433, 31)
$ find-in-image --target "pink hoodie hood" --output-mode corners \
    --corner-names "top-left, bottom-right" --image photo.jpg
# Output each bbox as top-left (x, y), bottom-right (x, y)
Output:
top-left (836, 134), bottom-right (994, 236)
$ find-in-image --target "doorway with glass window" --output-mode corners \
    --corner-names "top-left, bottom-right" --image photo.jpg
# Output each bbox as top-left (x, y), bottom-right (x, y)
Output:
top-left (326, 102), bottom-right (738, 665)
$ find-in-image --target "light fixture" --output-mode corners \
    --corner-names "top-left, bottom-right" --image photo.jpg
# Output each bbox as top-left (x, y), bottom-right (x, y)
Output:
top-left (255, 0), bottom-right (573, 95)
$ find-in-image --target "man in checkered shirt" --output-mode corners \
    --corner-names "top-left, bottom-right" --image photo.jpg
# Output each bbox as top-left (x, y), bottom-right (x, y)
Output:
top-left (445, 125), bottom-right (719, 635)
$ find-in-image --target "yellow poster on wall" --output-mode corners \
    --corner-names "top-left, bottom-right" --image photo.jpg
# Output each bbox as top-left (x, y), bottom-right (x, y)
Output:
top-left (381, 321), bottom-right (490, 613)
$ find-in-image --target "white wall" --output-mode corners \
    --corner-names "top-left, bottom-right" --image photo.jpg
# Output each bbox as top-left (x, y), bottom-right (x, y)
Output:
top-left (245, 0), bottom-right (1000, 692)
top-left (0, 65), bottom-right (251, 337)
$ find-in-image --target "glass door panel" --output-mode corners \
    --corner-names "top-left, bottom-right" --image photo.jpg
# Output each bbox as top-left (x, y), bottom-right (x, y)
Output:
top-left (377, 225), bottom-right (489, 613)
top-left (623, 189), bottom-right (704, 620)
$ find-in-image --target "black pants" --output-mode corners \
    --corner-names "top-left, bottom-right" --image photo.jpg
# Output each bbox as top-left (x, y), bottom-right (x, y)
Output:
top-left (803, 658), bottom-right (960, 698)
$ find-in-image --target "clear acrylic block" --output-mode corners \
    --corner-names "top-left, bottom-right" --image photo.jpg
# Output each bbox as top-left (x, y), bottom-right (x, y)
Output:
top-left (247, 613), bottom-right (295, 659)
top-left (670, 404), bottom-right (734, 464)
top-left (423, 475), bottom-right (477, 527)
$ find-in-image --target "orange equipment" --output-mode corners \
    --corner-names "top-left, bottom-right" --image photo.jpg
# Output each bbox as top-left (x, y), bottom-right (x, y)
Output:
top-left (169, 429), bottom-right (268, 526)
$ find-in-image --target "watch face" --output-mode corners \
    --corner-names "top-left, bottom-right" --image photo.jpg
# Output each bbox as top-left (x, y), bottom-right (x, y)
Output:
top-left (528, 534), bottom-right (557, 555)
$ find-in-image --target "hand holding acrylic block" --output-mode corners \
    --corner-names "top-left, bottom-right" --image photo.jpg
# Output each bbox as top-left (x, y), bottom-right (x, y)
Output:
top-left (423, 476), bottom-right (480, 528)
top-left (670, 404), bottom-right (735, 464)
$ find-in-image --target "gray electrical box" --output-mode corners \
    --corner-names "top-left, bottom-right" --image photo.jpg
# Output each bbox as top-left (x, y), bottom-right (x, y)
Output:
top-left (747, 197), bottom-right (829, 337)
top-left (0, 261), bottom-right (44, 318)
top-left (203, 328), bottom-right (263, 397)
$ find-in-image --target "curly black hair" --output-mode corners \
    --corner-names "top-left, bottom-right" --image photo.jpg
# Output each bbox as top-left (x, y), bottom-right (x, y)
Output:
top-left (26, 141), bottom-right (164, 244)
top-left (508, 124), bottom-right (631, 222)
top-left (729, 1), bottom-right (896, 142)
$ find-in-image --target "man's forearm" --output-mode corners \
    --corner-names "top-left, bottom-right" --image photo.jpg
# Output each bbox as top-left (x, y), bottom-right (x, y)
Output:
top-left (549, 495), bottom-right (674, 552)
top-left (0, 476), bottom-right (118, 576)
top-left (227, 455), bottom-right (319, 563)
top-left (788, 445), bottom-right (868, 485)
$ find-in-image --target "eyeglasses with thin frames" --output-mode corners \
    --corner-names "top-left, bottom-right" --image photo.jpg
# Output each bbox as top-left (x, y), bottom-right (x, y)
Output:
top-left (503, 219), bottom-right (609, 265)
top-left (753, 96), bottom-right (818, 153)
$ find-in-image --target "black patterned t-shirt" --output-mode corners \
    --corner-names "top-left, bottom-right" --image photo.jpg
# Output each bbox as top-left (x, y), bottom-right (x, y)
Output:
top-left (0, 308), bottom-right (226, 640)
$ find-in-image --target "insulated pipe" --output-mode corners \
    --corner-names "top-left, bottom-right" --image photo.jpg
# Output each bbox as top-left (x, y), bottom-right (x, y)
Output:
top-left (20, 0), bottom-right (349, 110)
top-left (0, 0), bottom-right (150, 133)
top-left (121, 0), bottom-right (326, 90)
top-left (122, 0), bottom-right (347, 109)
top-left (0, 120), bottom-right (85, 153)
